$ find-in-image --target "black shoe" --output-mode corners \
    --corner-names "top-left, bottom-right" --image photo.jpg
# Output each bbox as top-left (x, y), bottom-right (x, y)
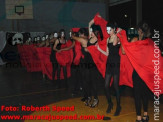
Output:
top-left (106, 102), bottom-right (113, 113)
top-left (84, 97), bottom-right (92, 106)
top-left (114, 105), bottom-right (121, 116)
top-left (103, 116), bottom-right (111, 120)
top-left (90, 99), bottom-right (99, 108)
top-left (142, 115), bottom-right (149, 122)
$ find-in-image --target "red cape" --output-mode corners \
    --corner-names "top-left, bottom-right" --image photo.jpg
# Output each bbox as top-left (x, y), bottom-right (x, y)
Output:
top-left (87, 13), bottom-right (109, 78)
top-left (17, 45), bottom-right (41, 72)
top-left (56, 40), bottom-right (73, 66)
top-left (71, 28), bottom-right (83, 65)
top-left (117, 30), bottom-right (163, 94)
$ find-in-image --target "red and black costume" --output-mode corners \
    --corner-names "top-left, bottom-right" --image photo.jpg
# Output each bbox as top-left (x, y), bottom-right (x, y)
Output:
top-left (117, 30), bottom-right (163, 116)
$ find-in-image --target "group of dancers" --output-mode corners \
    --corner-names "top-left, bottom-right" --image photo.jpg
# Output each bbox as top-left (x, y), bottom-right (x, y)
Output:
top-left (21, 13), bottom-right (163, 122)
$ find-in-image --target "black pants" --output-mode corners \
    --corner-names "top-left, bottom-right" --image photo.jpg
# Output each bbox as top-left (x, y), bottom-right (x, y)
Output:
top-left (82, 65), bottom-right (98, 99)
top-left (52, 62), bottom-right (68, 87)
top-left (72, 64), bottom-right (83, 91)
top-left (132, 70), bottom-right (149, 116)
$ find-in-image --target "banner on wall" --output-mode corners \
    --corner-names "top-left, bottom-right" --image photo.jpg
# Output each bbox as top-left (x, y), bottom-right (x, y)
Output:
top-left (0, 31), bottom-right (45, 63)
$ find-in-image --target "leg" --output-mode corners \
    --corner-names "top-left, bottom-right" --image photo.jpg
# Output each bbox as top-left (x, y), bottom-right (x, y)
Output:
top-left (55, 64), bottom-right (61, 88)
top-left (90, 68), bottom-right (99, 108)
top-left (105, 73), bottom-right (113, 113)
top-left (141, 81), bottom-right (149, 121)
top-left (113, 74), bottom-right (121, 116)
top-left (83, 68), bottom-right (92, 106)
top-left (133, 70), bottom-right (142, 120)
top-left (52, 62), bottom-right (56, 82)
top-left (105, 73), bottom-right (112, 104)
top-left (63, 66), bottom-right (68, 89)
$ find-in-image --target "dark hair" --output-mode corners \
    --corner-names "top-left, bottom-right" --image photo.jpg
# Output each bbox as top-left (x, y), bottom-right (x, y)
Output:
top-left (137, 21), bottom-right (151, 39)
top-left (58, 29), bottom-right (66, 39)
top-left (107, 22), bottom-right (118, 33)
top-left (91, 24), bottom-right (103, 40)
top-left (78, 28), bottom-right (88, 37)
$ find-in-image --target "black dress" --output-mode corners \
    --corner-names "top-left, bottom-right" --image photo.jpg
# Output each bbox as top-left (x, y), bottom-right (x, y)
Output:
top-left (81, 41), bottom-right (98, 99)
top-left (50, 40), bottom-right (62, 63)
top-left (80, 41), bottom-right (97, 69)
top-left (106, 43), bottom-right (120, 75)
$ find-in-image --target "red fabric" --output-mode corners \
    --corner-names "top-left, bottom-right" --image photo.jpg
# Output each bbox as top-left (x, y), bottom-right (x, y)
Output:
top-left (119, 47), bottom-right (133, 87)
top-left (36, 47), bottom-right (52, 78)
top-left (27, 45), bottom-right (42, 72)
top-left (18, 45), bottom-right (41, 72)
top-left (56, 40), bottom-right (73, 66)
top-left (72, 28), bottom-right (80, 32)
top-left (87, 13), bottom-right (109, 78)
top-left (117, 30), bottom-right (163, 94)
top-left (55, 40), bottom-right (73, 79)
top-left (36, 47), bottom-right (71, 80)
top-left (71, 28), bottom-right (84, 65)
top-left (73, 41), bottom-right (83, 65)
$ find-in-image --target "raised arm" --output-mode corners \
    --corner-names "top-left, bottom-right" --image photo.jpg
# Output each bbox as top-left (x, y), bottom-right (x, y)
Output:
top-left (93, 13), bottom-right (109, 39)
top-left (96, 43), bottom-right (109, 56)
top-left (117, 30), bottom-right (128, 55)
top-left (88, 19), bottom-right (94, 38)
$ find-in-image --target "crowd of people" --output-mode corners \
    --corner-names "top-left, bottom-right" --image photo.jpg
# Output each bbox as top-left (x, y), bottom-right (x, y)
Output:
top-left (17, 13), bottom-right (163, 122)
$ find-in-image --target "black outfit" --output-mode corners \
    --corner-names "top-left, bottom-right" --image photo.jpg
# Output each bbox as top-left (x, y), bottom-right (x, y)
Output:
top-left (50, 40), bottom-right (61, 82)
top-left (105, 43), bottom-right (120, 107)
top-left (81, 41), bottom-right (98, 99)
top-left (50, 39), bottom-right (68, 88)
top-left (132, 70), bottom-right (149, 116)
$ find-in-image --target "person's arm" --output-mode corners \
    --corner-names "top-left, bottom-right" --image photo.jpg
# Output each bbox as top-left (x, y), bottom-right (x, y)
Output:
top-left (88, 19), bottom-right (94, 38)
top-left (60, 41), bottom-right (75, 51)
top-left (93, 13), bottom-right (109, 39)
top-left (38, 41), bottom-right (46, 47)
top-left (121, 44), bottom-right (125, 55)
top-left (71, 34), bottom-right (87, 46)
top-left (45, 40), bottom-right (50, 47)
top-left (96, 44), bottom-right (109, 56)
top-left (53, 39), bottom-right (59, 51)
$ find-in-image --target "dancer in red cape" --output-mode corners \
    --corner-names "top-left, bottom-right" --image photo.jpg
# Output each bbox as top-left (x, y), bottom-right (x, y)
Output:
top-left (117, 30), bottom-right (163, 94)
top-left (53, 29), bottom-right (74, 89)
top-left (117, 22), bottom-right (163, 122)
top-left (71, 24), bottom-right (103, 108)
top-left (87, 13), bottom-right (122, 116)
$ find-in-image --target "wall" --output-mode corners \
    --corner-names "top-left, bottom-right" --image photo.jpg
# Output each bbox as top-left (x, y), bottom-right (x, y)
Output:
top-left (0, 0), bottom-right (106, 33)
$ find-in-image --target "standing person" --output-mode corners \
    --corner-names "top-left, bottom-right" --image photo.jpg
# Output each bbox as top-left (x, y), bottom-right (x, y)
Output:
top-left (92, 13), bottom-right (121, 116)
top-left (71, 25), bottom-right (101, 107)
top-left (53, 29), bottom-right (67, 89)
top-left (50, 32), bottom-right (58, 84)
top-left (120, 22), bottom-right (151, 122)
top-left (117, 21), bottom-right (163, 121)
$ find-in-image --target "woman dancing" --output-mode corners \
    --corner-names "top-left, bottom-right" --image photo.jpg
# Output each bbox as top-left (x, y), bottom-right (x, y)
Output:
top-left (120, 22), bottom-right (151, 122)
top-left (52, 29), bottom-right (68, 89)
top-left (71, 25), bottom-right (102, 107)
top-left (92, 13), bottom-right (121, 116)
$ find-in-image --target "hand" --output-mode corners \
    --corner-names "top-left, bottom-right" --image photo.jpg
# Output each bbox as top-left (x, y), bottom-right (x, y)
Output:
top-left (95, 43), bottom-right (98, 47)
top-left (97, 14), bottom-right (101, 18)
top-left (117, 28), bottom-right (122, 34)
top-left (57, 50), bottom-right (62, 53)
top-left (89, 19), bottom-right (94, 27)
